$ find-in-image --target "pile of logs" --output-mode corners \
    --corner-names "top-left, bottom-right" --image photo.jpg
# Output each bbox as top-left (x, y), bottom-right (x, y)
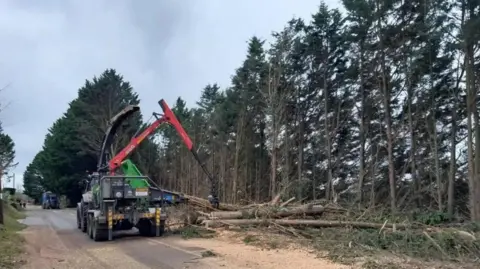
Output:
top-left (180, 195), bottom-right (408, 230)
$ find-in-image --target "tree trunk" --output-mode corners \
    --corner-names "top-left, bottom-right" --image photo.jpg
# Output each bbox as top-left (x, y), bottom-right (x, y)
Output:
top-left (447, 98), bottom-right (457, 217)
top-left (433, 112), bottom-right (443, 212)
top-left (377, 7), bottom-right (396, 213)
top-left (270, 117), bottom-right (278, 200)
top-left (203, 219), bottom-right (411, 230)
top-left (407, 86), bottom-right (418, 208)
top-left (297, 119), bottom-right (304, 199)
top-left (358, 71), bottom-right (366, 204)
top-left (465, 51), bottom-right (476, 220)
top-left (232, 114), bottom-right (244, 204)
top-left (209, 204), bottom-right (325, 219)
top-left (0, 169), bottom-right (4, 225)
top-left (324, 70), bottom-right (333, 201)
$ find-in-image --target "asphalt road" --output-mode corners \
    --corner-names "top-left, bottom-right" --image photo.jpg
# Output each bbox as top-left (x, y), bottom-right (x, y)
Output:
top-left (20, 206), bottom-right (215, 269)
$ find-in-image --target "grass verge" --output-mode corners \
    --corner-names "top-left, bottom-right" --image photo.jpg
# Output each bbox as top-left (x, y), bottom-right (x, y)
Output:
top-left (0, 202), bottom-right (27, 269)
top-left (234, 223), bottom-right (479, 269)
top-left (169, 225), bottom-right (217, 239)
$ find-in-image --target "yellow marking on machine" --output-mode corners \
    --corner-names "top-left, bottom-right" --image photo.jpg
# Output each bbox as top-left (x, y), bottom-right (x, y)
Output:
top-left (108, 208), bottom-right (113, 229)
top-left (155, 208), bottom-right (160, 226)
top-left (113, 214), bottom-right (124, 220)
top-left (135, 188), bottom-right (149, 197)
top-left (141, 213), bottom-right (154, 218)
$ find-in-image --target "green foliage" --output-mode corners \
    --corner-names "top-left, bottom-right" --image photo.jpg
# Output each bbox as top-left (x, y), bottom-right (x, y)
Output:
top-left (23, 69), bottom-right (159, 205)
top-left (2, 188), bottom-right (15, 195)
top-left (309, 227), bottom-right (480, 264)
top-left (178, 226), bottom-right (215, 239)
top-left (0, 203), bottom-right (26, 269)
top-left (243, 234), bottom-right (258, 244)
top-left (0, 133), bottom-right (16, 172)
top-left (416, 211), bottom-right (451, 225)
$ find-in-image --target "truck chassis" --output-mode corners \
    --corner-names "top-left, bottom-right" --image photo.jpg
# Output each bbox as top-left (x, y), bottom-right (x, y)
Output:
top-left (77, 175), bottom-right (169, 241)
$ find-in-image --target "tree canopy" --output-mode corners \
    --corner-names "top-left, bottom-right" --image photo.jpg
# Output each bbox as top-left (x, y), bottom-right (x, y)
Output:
top-left (0, 92), bottom-right (17, 224)
top-left (23, 69), bottom-right (160, 204)
top-left (0, 133), bottom-right (16, 174)
top-left (24, 0), bottom-right (480, 222)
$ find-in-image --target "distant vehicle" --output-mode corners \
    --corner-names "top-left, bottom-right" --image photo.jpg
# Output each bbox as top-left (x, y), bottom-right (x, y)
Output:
top-left (42, 191), bottom-right (59, 209)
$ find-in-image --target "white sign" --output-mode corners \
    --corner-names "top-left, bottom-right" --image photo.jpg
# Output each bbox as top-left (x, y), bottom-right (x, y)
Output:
top-left (136, 191), bottom-right (148, 196)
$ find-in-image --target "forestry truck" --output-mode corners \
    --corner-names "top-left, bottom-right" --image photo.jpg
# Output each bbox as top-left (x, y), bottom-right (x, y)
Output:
top-left (76, 99), bottom-right (219, 241)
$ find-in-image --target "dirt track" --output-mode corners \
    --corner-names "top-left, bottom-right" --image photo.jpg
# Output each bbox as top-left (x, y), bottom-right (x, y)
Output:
top-left (18, 206), bottom-right (347, 269)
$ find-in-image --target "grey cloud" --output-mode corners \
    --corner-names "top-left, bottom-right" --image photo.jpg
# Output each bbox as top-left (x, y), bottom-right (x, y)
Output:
top-left (0, 0), bottom-right (335, 189)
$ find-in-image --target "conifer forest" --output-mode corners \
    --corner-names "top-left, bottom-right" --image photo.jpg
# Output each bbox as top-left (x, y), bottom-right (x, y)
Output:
top-left (23, 0), bottom-right (480, 228)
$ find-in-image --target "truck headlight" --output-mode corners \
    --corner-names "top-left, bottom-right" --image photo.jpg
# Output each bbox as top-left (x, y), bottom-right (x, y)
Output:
top-left (115, 191), bottom-right (122, 198)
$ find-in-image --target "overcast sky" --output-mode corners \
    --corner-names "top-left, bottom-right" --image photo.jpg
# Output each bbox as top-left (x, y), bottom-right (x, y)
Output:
top-left (0, 0), bottom-right (341, 189)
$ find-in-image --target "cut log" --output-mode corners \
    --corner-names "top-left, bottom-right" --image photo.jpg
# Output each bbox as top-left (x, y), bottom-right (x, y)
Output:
top-left (202, 219), bottom-right (412, 229)
top-left (209, 205), bottom-right (325, 220)
top-left (184, 195), bottom-right (238, 211)
top-left (270, 193), bottom-right (282, 205)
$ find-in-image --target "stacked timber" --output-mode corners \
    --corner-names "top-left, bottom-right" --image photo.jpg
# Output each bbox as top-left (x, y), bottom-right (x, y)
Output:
top-left (186, 196), bottom-right (414, 231)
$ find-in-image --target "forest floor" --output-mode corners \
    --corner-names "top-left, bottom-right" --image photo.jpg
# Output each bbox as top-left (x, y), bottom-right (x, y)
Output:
top-left (176, 225), bottom-right (479, 269)
top-left (171, 199), bottom-right (480, 269)
top-left (6, 203), bottom-right (480, 269)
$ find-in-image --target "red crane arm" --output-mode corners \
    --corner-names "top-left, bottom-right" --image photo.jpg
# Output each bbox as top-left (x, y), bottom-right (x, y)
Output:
top-left (158, 99), bottom-right (193, 150)
top-left (108, 99), bottom-right (194, 174)
top-left (108, 116), bottom-right (167, 173)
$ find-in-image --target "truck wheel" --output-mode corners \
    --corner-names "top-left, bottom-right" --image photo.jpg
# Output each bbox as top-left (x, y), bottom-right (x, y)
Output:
top-left (76, 207), bottom-right (81, 229)
top-left (80, 204), bottom-right (88, 233)
top-left (92, 220), bottom-right (107, 242)
top-left (81, 216), bottom-right (87, 233)
top-left (87, 214), bottom-right (94, 239)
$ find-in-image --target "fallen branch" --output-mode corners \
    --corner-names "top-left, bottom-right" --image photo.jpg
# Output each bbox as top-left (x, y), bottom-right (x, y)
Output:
top-left (280, 197), bottom-right (295, 207)
top-left (202, 219), bottom-right (413, 230)
top-left (423, 231), bottom-right (450, 259)
top-left (209, 205), bottom-right (325, 220)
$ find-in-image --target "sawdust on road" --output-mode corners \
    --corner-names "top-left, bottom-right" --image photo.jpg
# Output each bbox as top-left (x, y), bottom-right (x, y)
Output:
top-left (19, 226), bottom-right (347, 269)
top-left (18, 207), bottom-right (348, 269)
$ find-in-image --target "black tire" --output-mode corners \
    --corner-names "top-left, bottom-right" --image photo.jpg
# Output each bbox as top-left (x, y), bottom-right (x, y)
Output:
top-left (76, 208), bottom-right (81, 229)
top-left (88, 214), bottom-right (94, 239)
top-left (80, 202), bottom-right (87, 233)
top-left (92, 219), bottom-right (107, 242)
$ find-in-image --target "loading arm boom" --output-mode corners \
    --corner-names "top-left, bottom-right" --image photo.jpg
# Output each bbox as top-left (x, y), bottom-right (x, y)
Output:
top-left (100, 99), bottom-right (219, 208)
top-left (108, 117), bottom-right (167, 172)
top-left (158, 99), bottom-right (220, 208)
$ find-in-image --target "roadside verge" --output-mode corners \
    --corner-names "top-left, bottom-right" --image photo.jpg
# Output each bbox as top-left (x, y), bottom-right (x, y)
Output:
top-left (0, 203), bottom-right (27, 269)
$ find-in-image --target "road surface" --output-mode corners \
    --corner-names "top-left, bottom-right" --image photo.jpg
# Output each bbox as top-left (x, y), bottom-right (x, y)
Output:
top-left (18, 206), bottom-right (346, 269)
top-left (19, 206), bottom-right (221, 269)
